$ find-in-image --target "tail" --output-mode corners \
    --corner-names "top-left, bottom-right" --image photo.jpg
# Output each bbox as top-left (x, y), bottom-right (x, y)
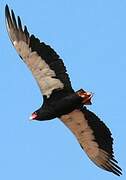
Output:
top-left (76, 89), bottom-right (93, 105)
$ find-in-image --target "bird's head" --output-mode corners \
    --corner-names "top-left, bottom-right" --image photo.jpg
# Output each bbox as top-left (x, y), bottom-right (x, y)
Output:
top-left (29, 107), bottom-right (56, 121)
top-left (29, 109), bottom-right (41, 121)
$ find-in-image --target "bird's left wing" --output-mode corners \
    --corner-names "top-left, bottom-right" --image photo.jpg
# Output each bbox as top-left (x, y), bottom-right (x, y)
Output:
top-left (60, 107), bottom-right (122, 176)
top-left (5, 5), bottom-right (74, 99)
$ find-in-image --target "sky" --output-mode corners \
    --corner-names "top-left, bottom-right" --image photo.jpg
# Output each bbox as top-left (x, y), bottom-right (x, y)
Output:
top-left (0, 0), bottom-right (126, 179)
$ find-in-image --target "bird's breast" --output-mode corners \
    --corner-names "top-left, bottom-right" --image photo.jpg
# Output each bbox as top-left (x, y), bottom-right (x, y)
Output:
top-left (50, 93), bottom-right (83, 117)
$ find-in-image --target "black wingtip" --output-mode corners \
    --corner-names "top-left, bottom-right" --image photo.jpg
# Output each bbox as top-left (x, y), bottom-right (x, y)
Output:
top-left (5, 4), bottom-right (9, 16)
top-left (11, 9), bottom-right (18, 29)
top-left (18, 16), bottom-right (23, 31)
top-left (5, 4), bottom-right (12, 29)
top-left (24, 25), bottom-right (30, 38)
top-left (5, 4), bottom-right (9, 10)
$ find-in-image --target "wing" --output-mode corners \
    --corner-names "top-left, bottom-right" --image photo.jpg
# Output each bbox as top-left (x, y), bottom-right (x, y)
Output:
top-left (60, 107), bottom-right (122, 176)
top-left (5, 5), bottom-right (74, 100)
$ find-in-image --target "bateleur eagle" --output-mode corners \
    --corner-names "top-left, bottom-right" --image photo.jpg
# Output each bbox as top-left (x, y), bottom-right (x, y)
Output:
top-left (5, 5), bottom-right (122, 176)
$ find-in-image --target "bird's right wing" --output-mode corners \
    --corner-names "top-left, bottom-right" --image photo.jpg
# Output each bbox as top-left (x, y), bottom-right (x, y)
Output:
top-left (60, 107), bottom-right (122, 176)
top-left (5, 5), bottom-right (74, 100)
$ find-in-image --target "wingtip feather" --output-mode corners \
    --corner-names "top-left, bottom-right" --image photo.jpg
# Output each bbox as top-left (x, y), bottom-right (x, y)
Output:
top-left (5, 4), bottom-right (10, 18)
top-left (11, 9), bottom-right (18, 29)
top-left (18, 16), bottom-right (23, 31)
top-left (5, 4), bottom-right (9, 12)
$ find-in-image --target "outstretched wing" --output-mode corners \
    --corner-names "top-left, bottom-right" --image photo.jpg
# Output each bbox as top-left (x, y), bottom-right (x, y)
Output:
top-left (5, 5), bottom-right (74, 99)
top-left (60, 107), bottom-right (122, 176)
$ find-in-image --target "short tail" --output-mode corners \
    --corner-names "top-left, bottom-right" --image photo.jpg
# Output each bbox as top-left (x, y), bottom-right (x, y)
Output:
top-left (76, 89), bottom-right (93, 105)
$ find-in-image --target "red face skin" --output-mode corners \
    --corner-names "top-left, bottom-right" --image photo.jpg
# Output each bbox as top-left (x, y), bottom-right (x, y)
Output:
top-left (29, 112), bottom-right (38, 120)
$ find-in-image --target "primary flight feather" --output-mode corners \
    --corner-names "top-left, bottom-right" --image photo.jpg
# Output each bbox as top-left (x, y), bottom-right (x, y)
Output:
top-left (5, 5), bottom-right (122, 176)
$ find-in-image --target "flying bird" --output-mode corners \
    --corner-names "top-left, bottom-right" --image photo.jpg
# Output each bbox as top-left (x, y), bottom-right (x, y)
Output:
top-left (5, 5), bottom-right (122, 176)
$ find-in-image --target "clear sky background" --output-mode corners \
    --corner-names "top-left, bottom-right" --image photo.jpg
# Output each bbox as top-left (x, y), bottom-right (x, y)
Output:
top-left (0, 0), bottom-right (126, 179)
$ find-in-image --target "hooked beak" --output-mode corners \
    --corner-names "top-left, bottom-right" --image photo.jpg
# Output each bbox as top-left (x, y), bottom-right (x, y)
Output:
top-left (29, 113), bottom-right (37, 120)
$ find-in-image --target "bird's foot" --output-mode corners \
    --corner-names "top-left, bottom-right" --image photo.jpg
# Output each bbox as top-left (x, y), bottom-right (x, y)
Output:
top-left (76, 89), bottom-right (93, 105)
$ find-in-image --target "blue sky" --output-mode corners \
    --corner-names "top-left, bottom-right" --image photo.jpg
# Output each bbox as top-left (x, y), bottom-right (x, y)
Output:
top-left (0, 0), bottom-right (126, 179)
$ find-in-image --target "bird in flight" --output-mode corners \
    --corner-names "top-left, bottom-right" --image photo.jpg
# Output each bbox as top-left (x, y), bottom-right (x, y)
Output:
top-left (5, 4), bottom-right (122, 176)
